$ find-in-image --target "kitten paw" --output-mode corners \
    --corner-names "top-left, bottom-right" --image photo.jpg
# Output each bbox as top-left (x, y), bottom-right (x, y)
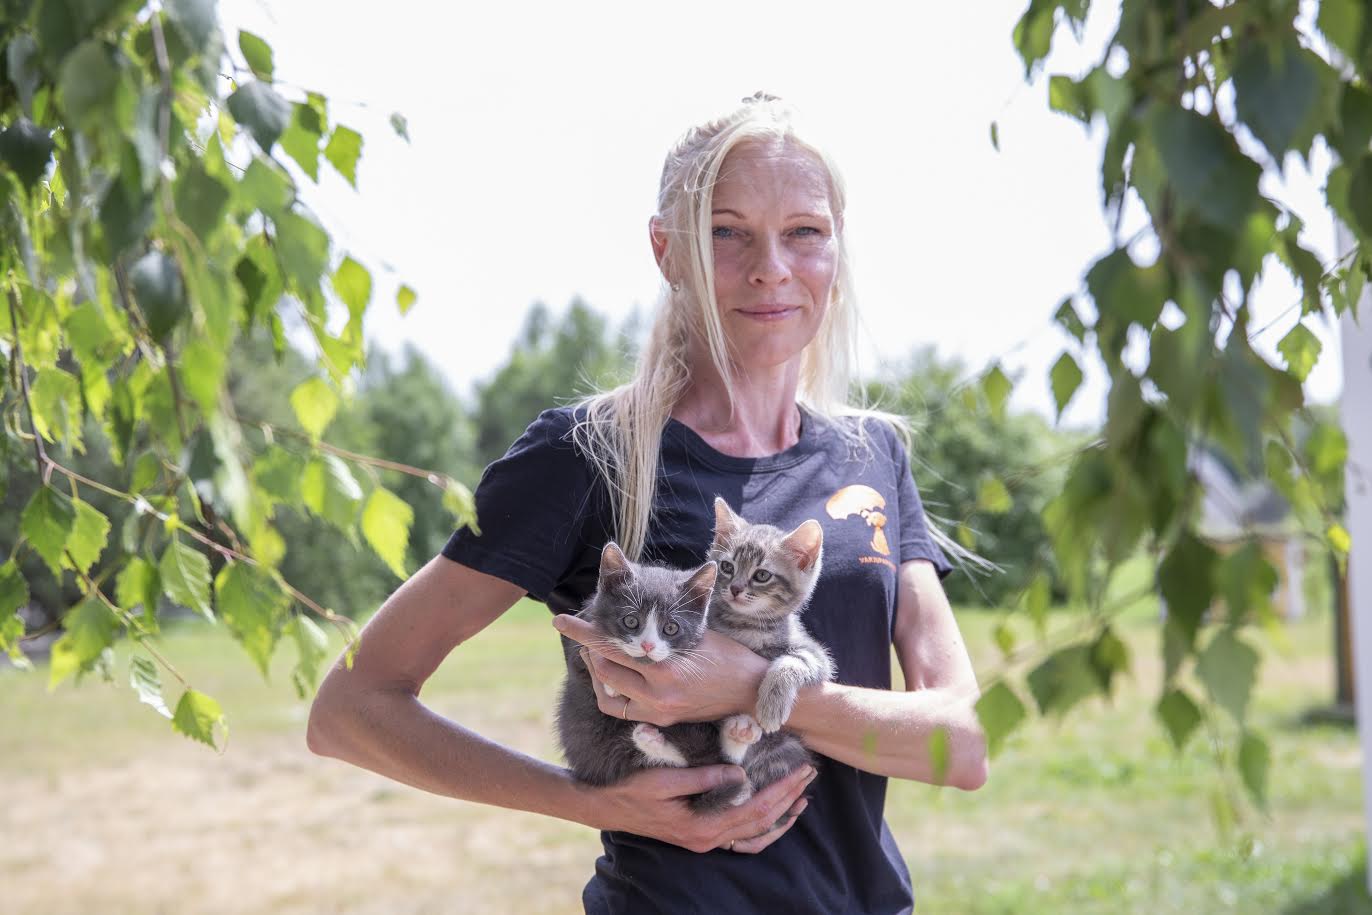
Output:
top-left (719, 714), bottom-right (763, 764)
top-left (632, 723), bottom-right (688, 767)
top-left (755, 688), bottom-right (796, 733)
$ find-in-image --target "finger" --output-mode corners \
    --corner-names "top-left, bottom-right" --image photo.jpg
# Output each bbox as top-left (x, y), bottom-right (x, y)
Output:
top-left (646, 764), bottom-right (748, 801)
top-left (587, 651), bottom-right (647, 698)
top-left (723, 765), bottom-right (815, 832)
top-left (554, 615), bottom-right (635, 664)
top-left (730, 798), bottom-right (808, 854)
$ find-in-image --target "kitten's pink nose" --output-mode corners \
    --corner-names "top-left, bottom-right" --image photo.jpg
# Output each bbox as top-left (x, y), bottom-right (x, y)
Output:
top-left (730, 584), bottom-right (744, 597)
top-left (640, 640), bottom-right (656, 655)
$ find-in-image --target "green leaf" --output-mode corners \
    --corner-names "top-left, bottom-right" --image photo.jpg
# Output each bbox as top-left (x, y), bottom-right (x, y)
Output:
top-left (1238, 731), bottom-right (1270, 810)
top-left (172, 688), bottom-right (226, 748)
top-left (180, 337), bottom-right (226, 414)
top-left (1349, 155), bottom-right (1372, 243)
top-left (442, 478), bottom-right (480, 534)
top-left (48, 595), bottom-right (116, 689)
top-left (1233, 40), bottom-right (1321, 160)
top-left (1329, 523), bottom-right (1352, 557)
top-left (1196, 628), bottom-right (1259, 724)
top-left (1027, 644), bottom-right (1098, 716)
top-left (166, 0), bottom-right (219, 50)
top-left (289, 377), bottom-right (340, 440)
top-left (235, 234), bottom-right (284, 321)
top-left (397, 284), bottom-right (417, 316)
top-left (238, 157), bottom-right (293, 217)
top-left (237, 30), bottom-right (273, 80)
top-left (7, 33), bottom-right (41, 115)
top-left (0, 118), bottom-right (54, 189)
top-left (1054, 297), bottom-right (1086, 344)
top-left (274, 210), bottom-right (330, 290)
top-left (1336, 86), bottom-right (1372, 166)
top-left (1217, 542), bottom-right (1277, 623)
top-left (1023, 573), bottom-right (1050, 636)
top-left (324, 125), bottom-right (362, 187)
top-left (0, 609), bottom-right (26, 667)
top-left (390, 111), bottom-right (410, 142)
top-left (227, 81), bottom-right (291, 152)
top-left (989, 120), bottom-right (999, 152)
top-left (115, 557), bottom-right (160, 616)
top-left (63, 499), bottom-right (110, 576)
top-left (1147, 104), bottom-right (1261, 228)
top-left (975, 682), bottom-right (1027, 756)
top-left (129, 250), bottom-right (188, 344)
top-left (21, 487), bottom-right (77, 577)
top-left (1048, 74), bottom-right (1088, 123)
top-left (215, 562), bottom-right (289, 676)
top-left (362, 486), bottom-right (414, 580)
top-left (1317, 0), bottom-right (1366, 76)
top-left (57, 40), bottom-right (120, 128)
top-left (981, 364), bottom-right (1012, 421)
top-left (1049, 351), bottom-right (1083, 419)
top-left (279, 105), bottom-right (321, 182)
top-left (992, 619), bottom-right (1016, 658)
top-left (1304, 420), bottom-right (1348, 479)
top-left (159, 538), bottom-right (213, 621)
top-left (332, 256), bottom-right (371, 320)
top-left (976, 477), bottom-right (1012, 515)
top-left (1156, 688), bottom-right (1202, 752)
top-left (251, 445), bottom-right (305, 506)
top-left (289, 615), bottom-right (329, 699)
top-left (928, 726), bottom-right (951, 786)
top-left (29, 366), bottom-right (84, 451)
top-left (173, 162), bottom-right (231, 243)
top-left (130, 656), bottom-right (172, 719)
top-left (1158, 532), bottom-right (1218, 641)
top-left (301, 454), bottom-right (363, 530)
top-left (0, 561), bottom-right (30, 665)
top-left (1089, 626), bottom-right (1130, 697)
top-left (1276, 322), bottom-right (1322, 382)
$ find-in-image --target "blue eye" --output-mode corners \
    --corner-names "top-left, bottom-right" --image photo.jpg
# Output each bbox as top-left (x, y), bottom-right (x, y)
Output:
top-left (793, 226), bottom-right (821, 236)
top-left (712, 226), bottom-right (738, 239)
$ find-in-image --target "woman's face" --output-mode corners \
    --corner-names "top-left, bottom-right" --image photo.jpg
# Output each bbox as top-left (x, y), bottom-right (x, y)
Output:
top-left (707, 140), bottom-right (838, 372)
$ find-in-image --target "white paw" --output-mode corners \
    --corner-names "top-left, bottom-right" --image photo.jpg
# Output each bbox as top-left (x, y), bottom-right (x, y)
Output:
top-left (723, 714), bottom-right (762, 747)
top-left (632, 724), bottom-right (687, 767)
top-left (603, 683), bottom-right (619, 699)
top-left (755, 690), bottom-right (795, 733)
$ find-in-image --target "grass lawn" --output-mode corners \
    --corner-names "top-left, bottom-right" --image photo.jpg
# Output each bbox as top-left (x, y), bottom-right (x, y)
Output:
top-left (0, 589), bottom-right (1365, 914)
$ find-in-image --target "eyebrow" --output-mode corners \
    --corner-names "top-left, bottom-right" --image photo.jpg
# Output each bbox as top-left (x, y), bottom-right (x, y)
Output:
top-left (710, 209), bottom-right (832, 221)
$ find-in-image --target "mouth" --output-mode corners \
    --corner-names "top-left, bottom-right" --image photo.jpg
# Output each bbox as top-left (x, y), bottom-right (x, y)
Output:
top-left (736, 305), bottom-right (801, 322)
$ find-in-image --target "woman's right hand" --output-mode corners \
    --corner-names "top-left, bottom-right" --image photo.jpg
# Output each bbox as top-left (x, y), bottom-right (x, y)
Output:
top-left (588, 763), bottom-right (816, 855)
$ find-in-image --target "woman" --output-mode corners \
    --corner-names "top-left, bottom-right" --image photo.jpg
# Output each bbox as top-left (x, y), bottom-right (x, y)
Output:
top-left (307, 93), bottom-right (987, 914)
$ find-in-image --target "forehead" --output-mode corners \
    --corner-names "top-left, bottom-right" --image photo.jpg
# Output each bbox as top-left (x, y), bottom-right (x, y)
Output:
top-left (712, 140), bottom-right (833, 214)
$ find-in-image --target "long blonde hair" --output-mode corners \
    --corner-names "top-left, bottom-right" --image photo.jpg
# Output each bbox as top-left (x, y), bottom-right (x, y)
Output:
top-left (571, 94), bottom-right (935, 561)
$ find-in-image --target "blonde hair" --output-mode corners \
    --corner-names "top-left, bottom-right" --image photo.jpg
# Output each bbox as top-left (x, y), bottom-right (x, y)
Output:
top-left (572, 94), bottom-right (950, 562)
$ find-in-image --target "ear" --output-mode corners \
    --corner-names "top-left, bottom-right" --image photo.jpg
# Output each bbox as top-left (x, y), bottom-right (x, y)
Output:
top-left (598, 542), bottom-right (633, 591)
top-left (712, 497), bottom-right (743, 547)
top-left (781, 520), bottom-right (824, 572)
top-left (681, 560), bottom-right (718, 613)
top-left (649, 216), bottom-right (670, 275)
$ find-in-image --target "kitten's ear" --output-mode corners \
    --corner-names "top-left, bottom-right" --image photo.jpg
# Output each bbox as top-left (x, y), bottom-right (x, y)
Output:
top-left (598, 542), bottom-right (633, 591)
top-left (712, 497), bottom-right (743, 547)
top-left (682, 560), bottom-right (718, 613)
top-left (782, 520), bottom-right (824, 572)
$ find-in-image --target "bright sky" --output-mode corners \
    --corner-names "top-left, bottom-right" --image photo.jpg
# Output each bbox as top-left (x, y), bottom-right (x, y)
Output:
top-left (218, 0), bottom-right (1345, 429)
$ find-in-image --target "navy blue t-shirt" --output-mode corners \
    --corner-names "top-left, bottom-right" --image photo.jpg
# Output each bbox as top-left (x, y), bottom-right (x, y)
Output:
top-left (442, 406), bottom-right (950, 915)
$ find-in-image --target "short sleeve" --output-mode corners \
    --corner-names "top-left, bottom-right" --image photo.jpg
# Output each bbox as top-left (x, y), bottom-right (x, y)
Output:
top-left (888, 425), bottom-right (953, 579)
top-left (440, 408), bottom-right (600, 601)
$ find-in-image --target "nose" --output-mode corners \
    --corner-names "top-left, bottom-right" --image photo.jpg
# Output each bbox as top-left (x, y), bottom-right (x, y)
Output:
top-left (749, 236), bottom-right (790, 287)
top-left (730, 584), bottom-right (744, 597)
top-left (640, 640), bottom-right (657, 655)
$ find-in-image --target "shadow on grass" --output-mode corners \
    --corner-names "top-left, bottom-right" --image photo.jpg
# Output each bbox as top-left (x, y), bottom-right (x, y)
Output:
top-left (1284, 863), bottom-right (1372, 915)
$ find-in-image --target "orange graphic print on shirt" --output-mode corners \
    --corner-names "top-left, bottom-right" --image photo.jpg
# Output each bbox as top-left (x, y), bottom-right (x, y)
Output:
top-left (825, 485), bottom-right (890, 556)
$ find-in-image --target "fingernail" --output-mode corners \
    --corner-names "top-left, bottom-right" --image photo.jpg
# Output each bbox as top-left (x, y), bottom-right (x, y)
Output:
top-left (804, 767), bottom-right (818, 783)
top-left (551, 615), bottom-right (567, 631)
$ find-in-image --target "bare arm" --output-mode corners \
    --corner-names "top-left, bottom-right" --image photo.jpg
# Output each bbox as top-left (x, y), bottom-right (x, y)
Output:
top-left (785, 560), bottom-right (988, 790)
top-left (306, 555), bottom-right (814, 852)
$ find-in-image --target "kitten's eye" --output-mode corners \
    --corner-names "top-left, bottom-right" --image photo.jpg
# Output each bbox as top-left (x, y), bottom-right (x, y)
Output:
top-left (752, 569), bottom-right (772, 583)
top-left (621, 613), bottom-right (640, 630)
top-left (719, 560), bottom-right (735, 576)
top-left (663, 621), bottom-right (680, 636)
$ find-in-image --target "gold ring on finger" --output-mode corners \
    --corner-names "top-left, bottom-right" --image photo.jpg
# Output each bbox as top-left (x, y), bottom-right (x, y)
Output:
top-left (621, 696), bottom-right (631, 720)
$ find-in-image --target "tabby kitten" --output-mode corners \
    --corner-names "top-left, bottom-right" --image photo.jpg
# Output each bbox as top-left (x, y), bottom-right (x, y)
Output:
top-left (556, 543), bottom-right (748, 808)
top-left (706, 497), bottom-right (834, 735)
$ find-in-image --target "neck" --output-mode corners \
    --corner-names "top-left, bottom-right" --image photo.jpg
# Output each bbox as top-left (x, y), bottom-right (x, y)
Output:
top-left (673, 344), bottom-right (803, 458)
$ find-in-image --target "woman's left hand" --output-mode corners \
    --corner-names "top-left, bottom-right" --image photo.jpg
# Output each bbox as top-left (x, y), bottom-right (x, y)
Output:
top-left (553, 614), bottom-right (768, 726)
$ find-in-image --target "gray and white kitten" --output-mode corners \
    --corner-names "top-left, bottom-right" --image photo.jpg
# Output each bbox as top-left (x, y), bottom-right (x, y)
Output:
top-left (555, 543), bottom-right (750, 810)
top-left (706, 497), bottom-right (834, 735)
